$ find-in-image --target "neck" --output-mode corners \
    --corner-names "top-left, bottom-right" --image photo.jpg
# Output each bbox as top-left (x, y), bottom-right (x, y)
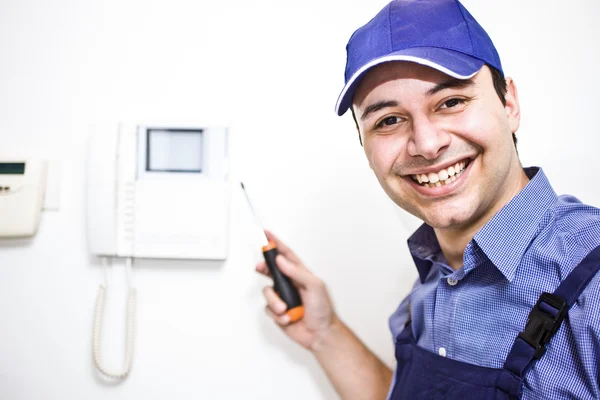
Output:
top-left (434, 167), bottom-right (530, 270)
top-left (435, 224), bottom-right (479, 270)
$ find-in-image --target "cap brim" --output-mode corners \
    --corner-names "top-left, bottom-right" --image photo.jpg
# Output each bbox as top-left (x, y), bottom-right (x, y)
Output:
top-left (335, 47), bottom-right (485, 116)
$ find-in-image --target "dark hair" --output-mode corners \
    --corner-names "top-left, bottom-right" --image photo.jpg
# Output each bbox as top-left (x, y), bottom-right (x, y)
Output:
top-left (351, 65), bottom-right (517, 148)
top-left (489, 67), bottom-right (518, 149)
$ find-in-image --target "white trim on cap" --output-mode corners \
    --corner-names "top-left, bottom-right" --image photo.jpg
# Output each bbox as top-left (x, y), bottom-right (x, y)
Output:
top-left (335, 54), bottom-right (479, 114)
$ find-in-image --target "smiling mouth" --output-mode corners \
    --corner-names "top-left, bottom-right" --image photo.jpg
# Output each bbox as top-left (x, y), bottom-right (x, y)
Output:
top-left (410, 159), bottom-right (471, 188)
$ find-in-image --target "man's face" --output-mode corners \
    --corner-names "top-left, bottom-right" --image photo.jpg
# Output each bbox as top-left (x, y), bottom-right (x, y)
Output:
top-left (353, 62), bottom-right (524, 232)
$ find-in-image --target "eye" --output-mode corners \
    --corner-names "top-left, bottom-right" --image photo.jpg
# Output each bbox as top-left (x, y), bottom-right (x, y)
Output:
top-left (375, 116), bottom-right (403, 129)
top-left (439, 98), bottom-right (466, 110)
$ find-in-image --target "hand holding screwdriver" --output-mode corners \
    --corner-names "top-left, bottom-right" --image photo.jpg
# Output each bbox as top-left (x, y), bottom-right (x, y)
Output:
top-left (261, 239), bottom-right (304, 322)
top-left (256, 231), bottom-right (339, 351)
top-left (242, 183), bottom-right (338, 349)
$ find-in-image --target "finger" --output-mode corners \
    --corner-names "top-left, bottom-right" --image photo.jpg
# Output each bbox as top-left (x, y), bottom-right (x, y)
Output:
top-left (255, 261), bottom-right (271, 277)
top-left (275, 254), bottom-right (318, 288)
top-left (265, 305), bottom-right (291, 326)
top-left (264, 230), bottom-right (302, 264)
top-left (262, 286), bottom-right (287, 315)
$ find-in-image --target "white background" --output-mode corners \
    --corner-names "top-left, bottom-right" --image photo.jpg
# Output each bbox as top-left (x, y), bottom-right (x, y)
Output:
top-left (0, 0), bottom-right (598, 399)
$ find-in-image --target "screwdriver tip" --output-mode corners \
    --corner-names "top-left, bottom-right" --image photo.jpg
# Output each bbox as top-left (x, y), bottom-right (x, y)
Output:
top-left (240, 182), bottom-right (245, 190)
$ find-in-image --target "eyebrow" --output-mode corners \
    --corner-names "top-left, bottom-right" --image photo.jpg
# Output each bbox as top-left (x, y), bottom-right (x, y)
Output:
top-left (426, 78), bottom-right (475, 97)
top-left (360, 100), bottom-right (399, 122)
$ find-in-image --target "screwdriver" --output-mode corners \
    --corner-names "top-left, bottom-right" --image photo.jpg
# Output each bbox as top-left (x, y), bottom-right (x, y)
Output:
top-left (241, 182), bottom-right (304, 323)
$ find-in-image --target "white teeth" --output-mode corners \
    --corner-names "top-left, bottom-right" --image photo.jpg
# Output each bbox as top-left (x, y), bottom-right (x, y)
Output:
top-left (428, 172), bottom-right (440, 183)
top-left (413, 160), bottom-right (468, 188)
top-left (438, 169), bottom-right (449, 181)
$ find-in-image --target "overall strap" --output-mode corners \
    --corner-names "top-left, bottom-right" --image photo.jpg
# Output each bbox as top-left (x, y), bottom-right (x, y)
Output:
top-left (503, 245), bottom-right (600, 378)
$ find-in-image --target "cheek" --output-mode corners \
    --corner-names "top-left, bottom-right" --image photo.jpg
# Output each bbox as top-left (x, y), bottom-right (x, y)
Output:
top-left (364, 136), bottom-right (404, 175)
top-left (450, 106), bottom-right (506, 148)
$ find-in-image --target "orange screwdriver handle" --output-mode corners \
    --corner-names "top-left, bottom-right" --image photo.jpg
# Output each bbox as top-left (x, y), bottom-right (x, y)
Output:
top-left (262, 241), bottom-right (304, 322)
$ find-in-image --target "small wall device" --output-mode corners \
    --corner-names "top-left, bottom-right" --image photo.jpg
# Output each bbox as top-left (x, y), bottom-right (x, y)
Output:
top-left (86, 122), bottom-right (229, 260)
top-left (0, 159), bottom-right (48, 238)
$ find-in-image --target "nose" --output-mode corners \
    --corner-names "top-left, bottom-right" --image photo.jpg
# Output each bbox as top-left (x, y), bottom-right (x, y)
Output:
top-left (406, 116), bottom-right (451, 160)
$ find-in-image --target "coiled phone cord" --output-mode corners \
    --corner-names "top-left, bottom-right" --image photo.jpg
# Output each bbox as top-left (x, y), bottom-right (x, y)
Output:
top-left (93, 257), bottom-right (136, 380)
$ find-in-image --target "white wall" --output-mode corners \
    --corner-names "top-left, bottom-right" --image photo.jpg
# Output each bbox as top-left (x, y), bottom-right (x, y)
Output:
top-left (0, 0), bottom-right (598, 399)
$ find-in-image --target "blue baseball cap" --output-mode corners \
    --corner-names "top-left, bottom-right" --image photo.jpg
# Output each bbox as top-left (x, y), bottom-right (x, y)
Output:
top-left (335, 0), bottom-right (503, 116)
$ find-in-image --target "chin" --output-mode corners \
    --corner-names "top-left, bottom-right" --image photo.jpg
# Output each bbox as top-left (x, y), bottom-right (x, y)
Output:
top-left (418, 208), bottom-right (475, 230)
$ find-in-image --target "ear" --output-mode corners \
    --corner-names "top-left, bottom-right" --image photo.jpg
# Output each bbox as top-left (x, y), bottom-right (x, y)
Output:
top-left (504, 77), bottom-right (521, 134)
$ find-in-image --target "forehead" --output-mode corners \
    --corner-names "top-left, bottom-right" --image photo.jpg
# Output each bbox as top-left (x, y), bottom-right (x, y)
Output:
top-left (353, 62), bottom-right (487, 109)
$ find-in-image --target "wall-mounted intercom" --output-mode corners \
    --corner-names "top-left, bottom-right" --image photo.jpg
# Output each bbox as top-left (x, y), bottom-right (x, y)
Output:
top-left (86, 122), bottom-right (230, 260)
top-left (0, 159), bottom-right (48, 238)
top-left (86, 122), bottom-right (230, 381)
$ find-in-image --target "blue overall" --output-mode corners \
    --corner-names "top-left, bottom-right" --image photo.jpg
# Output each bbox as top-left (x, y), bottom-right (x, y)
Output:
top-left (389, 245), bottom-right (600, 400)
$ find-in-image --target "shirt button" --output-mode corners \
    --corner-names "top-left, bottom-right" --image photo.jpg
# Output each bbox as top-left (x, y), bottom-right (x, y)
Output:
top-left (447, 278), bottom-right (458, 286)
top-left (438, 347), bottom-right (447, 357)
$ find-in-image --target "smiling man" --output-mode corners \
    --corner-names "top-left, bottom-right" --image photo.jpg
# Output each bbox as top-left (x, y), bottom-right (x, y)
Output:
top-left (256, 0), bottom-right (600, 399)
top-left (354, 62), bottom-right (529, 270)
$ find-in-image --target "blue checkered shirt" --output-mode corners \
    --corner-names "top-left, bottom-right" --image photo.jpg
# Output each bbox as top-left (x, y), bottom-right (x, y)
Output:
top-left (388, 167), bottom-right (600, 399)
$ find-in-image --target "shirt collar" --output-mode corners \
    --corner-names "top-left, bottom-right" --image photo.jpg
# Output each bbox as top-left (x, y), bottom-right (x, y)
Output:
top-left (472, 167), bottom-right (557, 281)
top-left (407, 167), bottom-right (558, 283)
top-left (407, 223), bottom-right (442, 283)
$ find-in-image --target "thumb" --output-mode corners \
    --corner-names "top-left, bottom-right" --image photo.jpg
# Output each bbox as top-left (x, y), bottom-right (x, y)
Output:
top-left (265, 230), bottom-right (302, 264)
top-left (275, 254), bottom-right (317, 288)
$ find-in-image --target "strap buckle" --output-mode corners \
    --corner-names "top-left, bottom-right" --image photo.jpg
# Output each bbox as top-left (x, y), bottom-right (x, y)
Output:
top-left (517, 292), bottom-right (568, 359)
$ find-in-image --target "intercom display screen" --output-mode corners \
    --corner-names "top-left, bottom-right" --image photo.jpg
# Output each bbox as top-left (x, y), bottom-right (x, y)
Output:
top-left (0, 163), bottom-right (25, 175)
top-left (147, 129), bottom-right (203, 173)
